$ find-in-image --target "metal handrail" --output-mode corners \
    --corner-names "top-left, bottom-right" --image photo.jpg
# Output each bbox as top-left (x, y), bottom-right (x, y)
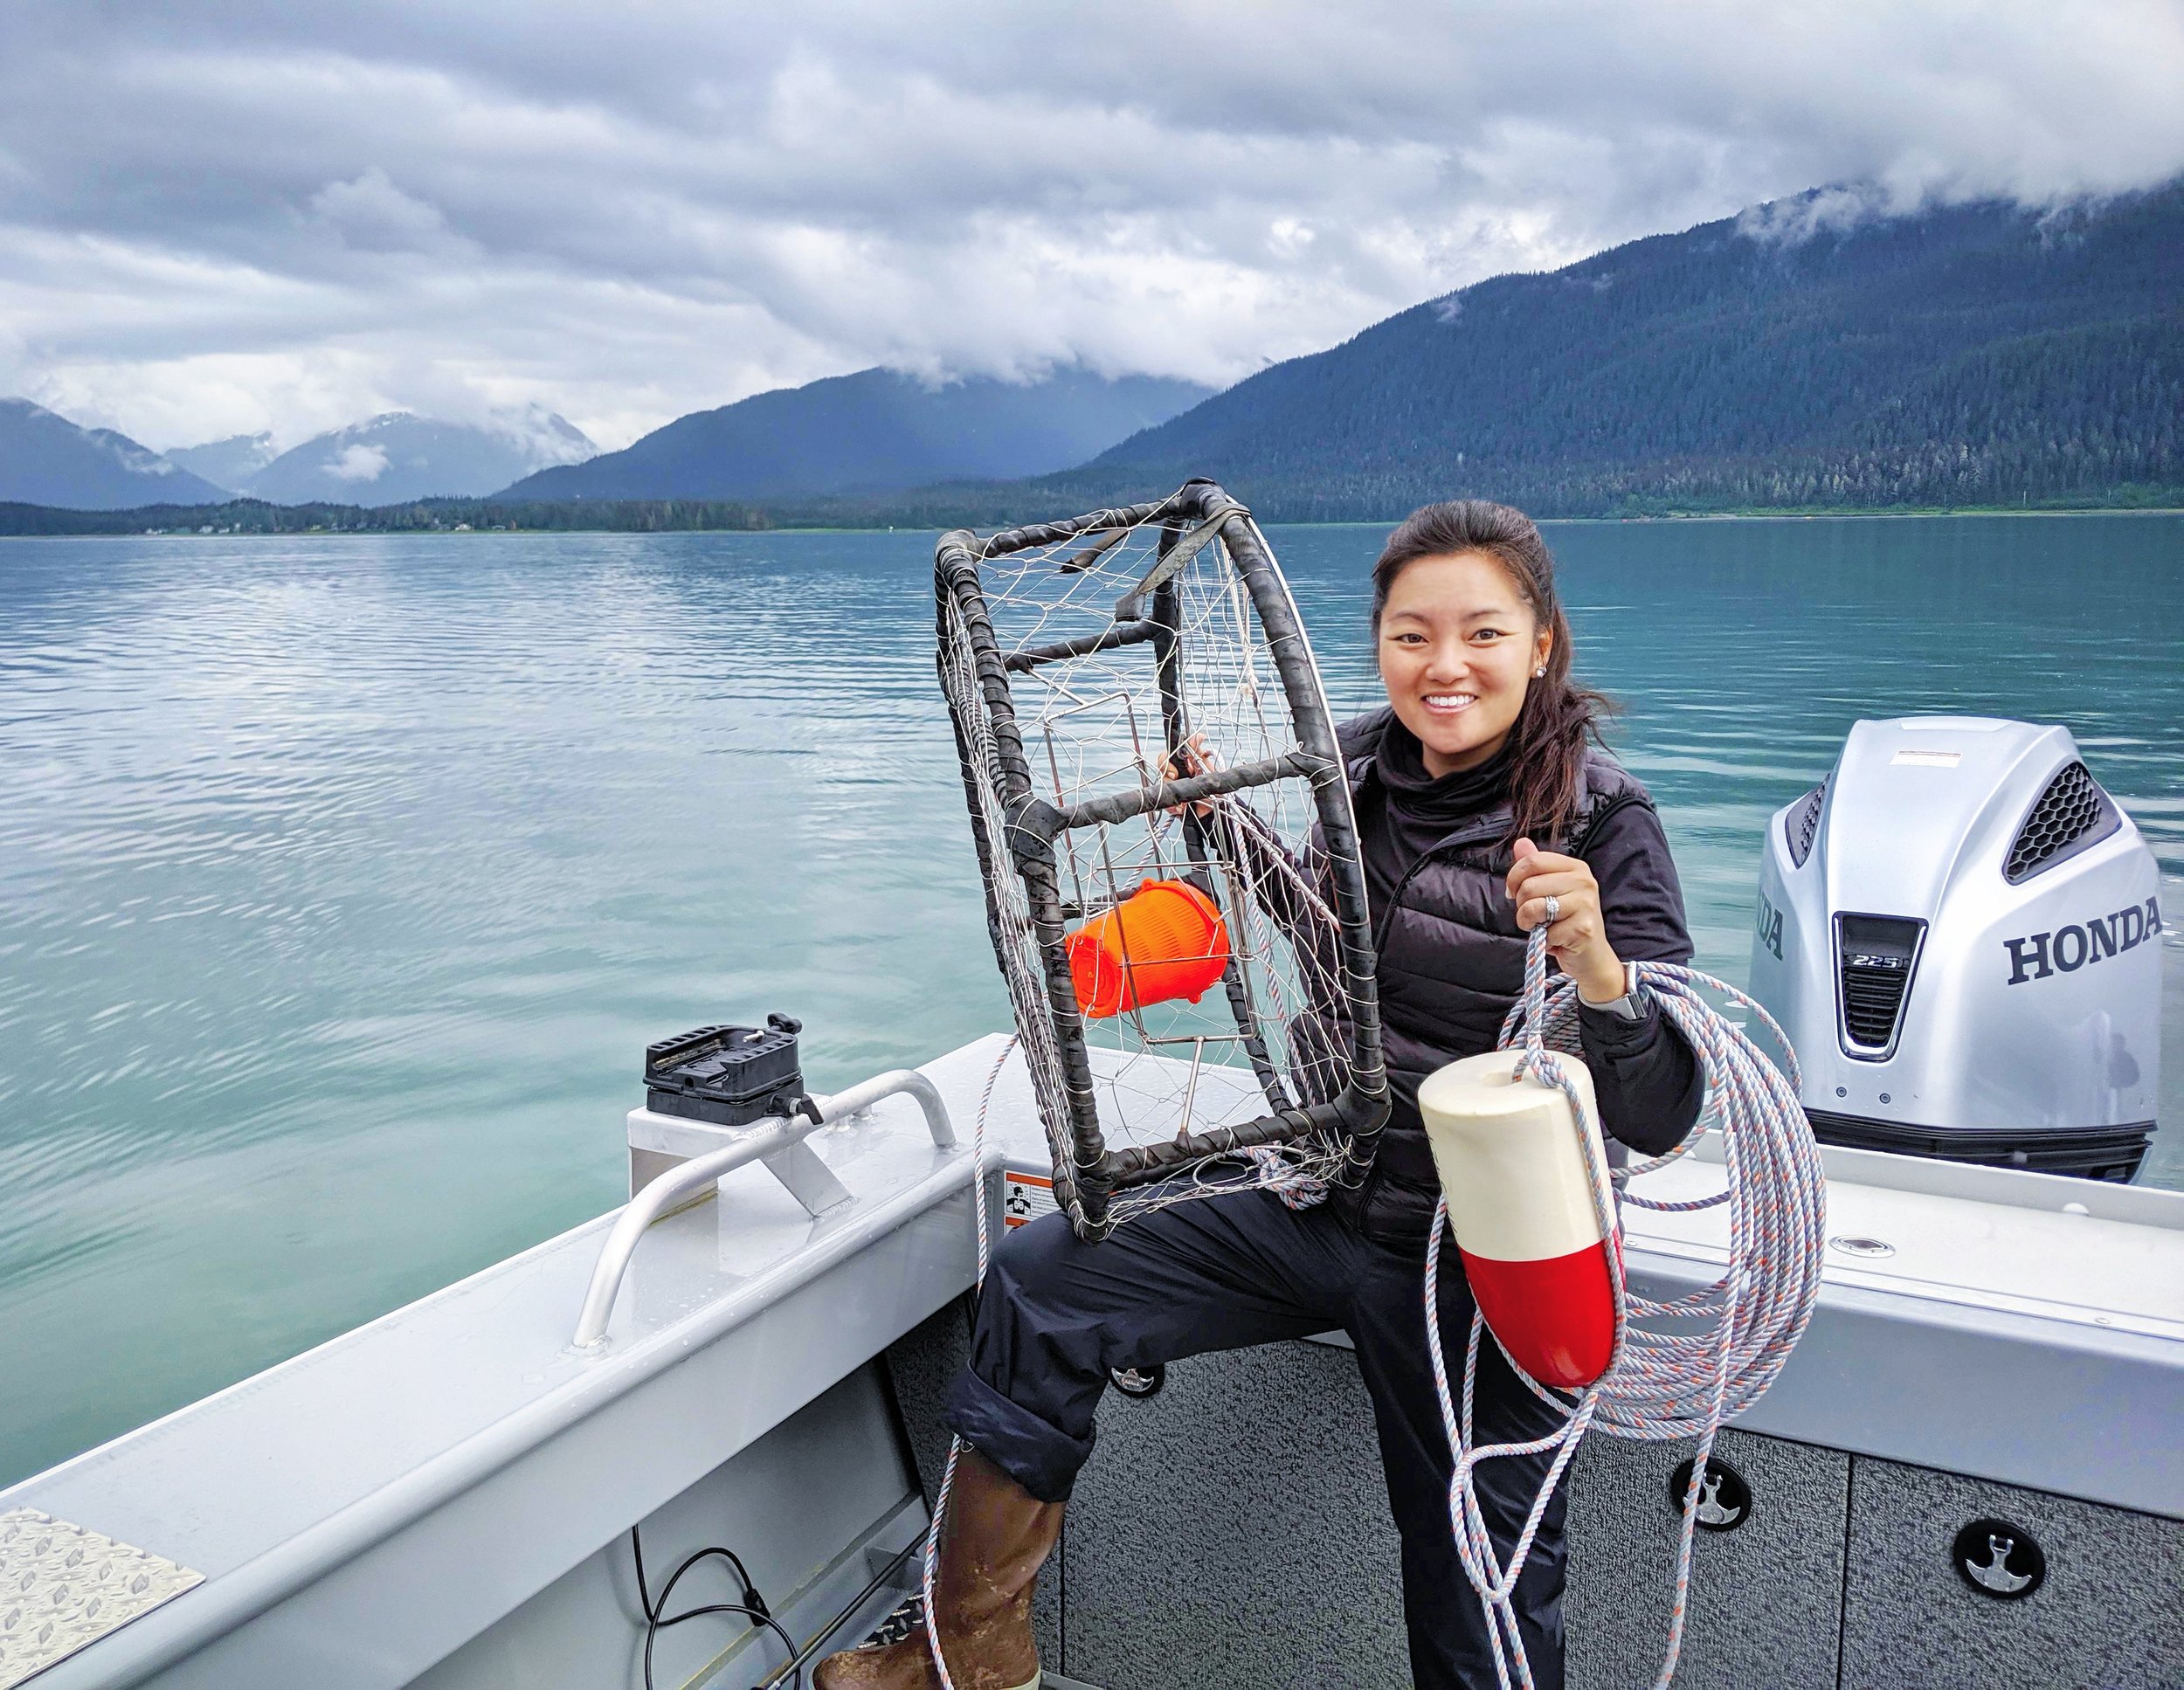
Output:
top-left (572, 1069), bottom-right (957, 1349)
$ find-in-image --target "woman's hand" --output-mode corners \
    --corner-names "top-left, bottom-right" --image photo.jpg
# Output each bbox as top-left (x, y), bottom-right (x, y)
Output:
top-left (1506, 837), bottom-right (1628, 1004)
top-left (1160, 733), bottom-right (1220, 817)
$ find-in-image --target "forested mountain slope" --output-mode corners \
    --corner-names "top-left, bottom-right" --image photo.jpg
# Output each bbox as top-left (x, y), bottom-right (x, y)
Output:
top-left (1054, 183), bottom-right (2183, 518)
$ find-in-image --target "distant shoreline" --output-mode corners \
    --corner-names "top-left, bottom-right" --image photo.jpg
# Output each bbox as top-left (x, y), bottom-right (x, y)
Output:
top-left (2, 498), bottom-right (2180, 541)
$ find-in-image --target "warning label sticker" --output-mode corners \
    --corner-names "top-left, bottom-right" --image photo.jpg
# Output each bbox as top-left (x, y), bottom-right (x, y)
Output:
top-left (1002, 1169), bottom-right (1057, 1229)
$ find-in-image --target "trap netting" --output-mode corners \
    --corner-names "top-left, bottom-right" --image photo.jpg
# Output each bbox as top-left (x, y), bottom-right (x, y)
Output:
top-left (935, 479), bottom-right (1387, 1240)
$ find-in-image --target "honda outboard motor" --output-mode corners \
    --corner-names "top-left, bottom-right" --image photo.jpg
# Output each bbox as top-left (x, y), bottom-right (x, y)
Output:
top-left (1750, 717), bottom-right (2161, 1181)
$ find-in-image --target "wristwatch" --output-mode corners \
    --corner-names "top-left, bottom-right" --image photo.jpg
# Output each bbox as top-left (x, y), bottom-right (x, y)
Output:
top-left (1581, 961), bottom-right (1646, 1021)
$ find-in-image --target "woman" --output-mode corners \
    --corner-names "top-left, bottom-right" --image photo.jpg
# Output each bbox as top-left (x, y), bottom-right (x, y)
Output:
top-left (818, 500), bottom-right (1704, 1690)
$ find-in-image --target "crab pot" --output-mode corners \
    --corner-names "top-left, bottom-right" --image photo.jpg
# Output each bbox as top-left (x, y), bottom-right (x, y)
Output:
top-left (1067, 879), bottom-right (1231, 1019)
top-left (1419, 1048), bottom-right (1619, 1389)
top-left (934, 480), bottom-right (1391, 1238)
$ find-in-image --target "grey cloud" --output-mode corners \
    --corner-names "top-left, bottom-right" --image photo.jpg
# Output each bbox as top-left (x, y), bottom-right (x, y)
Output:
top-left (1, 1), bottom-right (2179, 449)
top-left (311, 169), bottom-right (475, 258)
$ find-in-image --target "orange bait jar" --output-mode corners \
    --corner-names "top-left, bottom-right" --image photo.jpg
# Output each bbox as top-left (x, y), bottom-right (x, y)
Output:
top-left (1066, 879), bottom-right (1231, 1018)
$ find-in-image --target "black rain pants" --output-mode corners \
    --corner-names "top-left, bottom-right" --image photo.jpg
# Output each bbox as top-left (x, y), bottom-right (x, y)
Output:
top-left (944, 1184), bottom-right (1569, 1690)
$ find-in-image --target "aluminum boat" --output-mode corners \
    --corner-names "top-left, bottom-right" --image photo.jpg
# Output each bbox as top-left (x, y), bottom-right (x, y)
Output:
top-left (3, 719), bottom-right (2177, 1690)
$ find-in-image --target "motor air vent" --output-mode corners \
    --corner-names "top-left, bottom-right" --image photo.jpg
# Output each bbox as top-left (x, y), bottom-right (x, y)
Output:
top-left (2004, 762), bottom-right (2113, 884)
top-left (1836, 914), bottom-right (1924, 1058)
top-left (1786, 783), bottom-right (1826, 867)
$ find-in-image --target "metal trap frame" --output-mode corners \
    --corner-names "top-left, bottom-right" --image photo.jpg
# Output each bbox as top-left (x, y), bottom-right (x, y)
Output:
top-left (935, 479), bottom-right (1386, 1239)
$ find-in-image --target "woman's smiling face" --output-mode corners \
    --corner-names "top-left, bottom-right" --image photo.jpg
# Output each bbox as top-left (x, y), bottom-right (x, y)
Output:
top-left (1376, 550), bottom-right (1552, 777)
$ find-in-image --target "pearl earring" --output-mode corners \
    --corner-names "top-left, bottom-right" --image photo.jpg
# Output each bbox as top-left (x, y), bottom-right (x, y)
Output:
top-left (1533, 666), bottom-right (1546, 678)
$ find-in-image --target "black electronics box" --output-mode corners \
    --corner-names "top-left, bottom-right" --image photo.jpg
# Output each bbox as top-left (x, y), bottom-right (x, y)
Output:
top-left (645, 1014), bottom-right (805, 1126)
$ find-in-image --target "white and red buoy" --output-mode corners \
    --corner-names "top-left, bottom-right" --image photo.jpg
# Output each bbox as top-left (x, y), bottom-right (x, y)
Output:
top-left (1418, 1047), bottom-right (1618, 1389)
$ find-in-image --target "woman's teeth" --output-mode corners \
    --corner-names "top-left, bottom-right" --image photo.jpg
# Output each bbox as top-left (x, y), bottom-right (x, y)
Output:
top-left (1423, 693), bottom-right (1476, 714)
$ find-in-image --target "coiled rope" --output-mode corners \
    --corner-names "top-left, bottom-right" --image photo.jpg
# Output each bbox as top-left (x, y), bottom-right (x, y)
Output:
top-left (1424, 922), bottom-right (1826, 1690)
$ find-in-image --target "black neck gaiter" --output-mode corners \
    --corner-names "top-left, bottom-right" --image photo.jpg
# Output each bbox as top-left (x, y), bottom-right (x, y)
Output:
top-left (1361, 718), bottom-right (1517, 913)
top-left (1376, 717), bottom-right (1513, 834)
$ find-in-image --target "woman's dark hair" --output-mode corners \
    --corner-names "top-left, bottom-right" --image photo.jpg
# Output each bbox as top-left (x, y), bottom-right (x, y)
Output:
top-left (1371, 500), bottom-right (1615, 845)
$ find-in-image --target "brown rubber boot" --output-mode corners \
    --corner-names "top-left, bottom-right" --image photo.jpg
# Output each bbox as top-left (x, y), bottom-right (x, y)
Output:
top-left (814, 1445), bottom-right (1061, 1690)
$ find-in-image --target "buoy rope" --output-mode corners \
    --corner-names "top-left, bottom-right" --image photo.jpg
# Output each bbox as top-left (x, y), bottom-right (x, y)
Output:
top-left (1424, 926), bottom-right (1825, 1689)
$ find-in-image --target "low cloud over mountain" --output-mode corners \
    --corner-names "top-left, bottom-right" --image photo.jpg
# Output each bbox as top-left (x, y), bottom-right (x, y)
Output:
top-left (241, 411), bottom-right (595, 506)
top-left (164, 432), bottom-right (279, 493)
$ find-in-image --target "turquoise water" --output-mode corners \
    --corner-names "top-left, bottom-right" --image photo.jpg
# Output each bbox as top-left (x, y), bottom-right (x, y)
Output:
top-left (1, 515), bottom-right (2179, 1487)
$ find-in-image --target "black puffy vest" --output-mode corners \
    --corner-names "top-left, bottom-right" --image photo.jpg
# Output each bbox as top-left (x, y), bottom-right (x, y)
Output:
top-left (1330, 708), bottom-right (1692, 1241)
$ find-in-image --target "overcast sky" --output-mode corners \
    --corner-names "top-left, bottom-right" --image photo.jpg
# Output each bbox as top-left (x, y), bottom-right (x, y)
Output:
top-left (3, 2), bottom-right (2180, 452)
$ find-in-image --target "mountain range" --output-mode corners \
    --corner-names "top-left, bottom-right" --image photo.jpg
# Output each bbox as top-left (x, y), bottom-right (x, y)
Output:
top-left (499, 367), bottom-right (1212, 501)
top-left (3, 179), bottom-right (2177, 524)
top-left (0, 406), bottom-right (597, 510)
top-left (0, 369), bottom-right (1210, 514)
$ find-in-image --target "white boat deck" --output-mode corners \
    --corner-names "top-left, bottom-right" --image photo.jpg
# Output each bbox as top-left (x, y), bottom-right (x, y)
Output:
top-left (1631, 1129), bottom-right (2184, 1340)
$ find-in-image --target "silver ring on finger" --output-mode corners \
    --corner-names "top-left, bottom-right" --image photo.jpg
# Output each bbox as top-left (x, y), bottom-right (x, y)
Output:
top-left (1543, 894), bottom-right (1561, 926)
